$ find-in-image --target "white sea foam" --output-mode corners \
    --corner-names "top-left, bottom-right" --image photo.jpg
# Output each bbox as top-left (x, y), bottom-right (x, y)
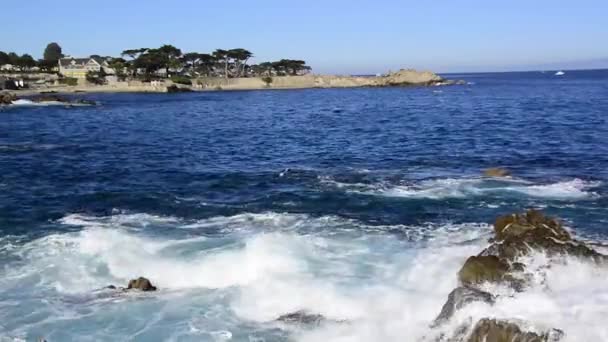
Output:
top-left (10, 99), bottom-right (65, 106)
top-left (1, 212), bottom-right (607, 341)
top-left (325, 176), bottom-right (601, 200)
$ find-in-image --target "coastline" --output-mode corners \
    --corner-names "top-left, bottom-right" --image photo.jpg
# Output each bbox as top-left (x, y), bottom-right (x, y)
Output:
top-left (5, 70), bottom-right (464, 97)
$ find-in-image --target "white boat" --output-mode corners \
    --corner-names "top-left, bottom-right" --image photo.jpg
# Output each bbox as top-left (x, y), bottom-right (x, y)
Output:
top-left (555, 71), bottom-right (565, 76)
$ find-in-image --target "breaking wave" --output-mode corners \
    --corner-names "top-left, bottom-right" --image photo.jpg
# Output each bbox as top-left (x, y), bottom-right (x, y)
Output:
top-left (322, 177), bottom-right (601, 200)
top-left (1, 211), bottom-right (606, 340)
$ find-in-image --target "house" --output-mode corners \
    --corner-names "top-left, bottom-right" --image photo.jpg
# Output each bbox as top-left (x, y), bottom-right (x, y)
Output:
top-left (58, 57), bottom-right (115, 78)
top-left (0, 64), bottom-right (17, 71)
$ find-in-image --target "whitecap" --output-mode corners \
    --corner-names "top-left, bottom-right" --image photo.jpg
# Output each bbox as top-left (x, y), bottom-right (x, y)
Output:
top-left (329, 176), bottom-right (601, 201)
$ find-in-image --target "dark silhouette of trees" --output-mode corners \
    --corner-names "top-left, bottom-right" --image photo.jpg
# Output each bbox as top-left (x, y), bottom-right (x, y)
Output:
top-left (43, 42), bottom-right (63, 62)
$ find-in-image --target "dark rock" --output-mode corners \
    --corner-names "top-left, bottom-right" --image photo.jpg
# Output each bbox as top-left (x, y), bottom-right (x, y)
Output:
top-left (466, 318), bottom-right (562, 342)
top-left (277, 311), bottom-right (325, 325)
top-left (106, 285), bottom-right (117, 290)
top-left (0, 92), bottom-right (17, 105)
top-left (31, 95), bottom-right (68, 103)
top-left (458, 256), bottom-right (512, 286)
top-left (167, 85), bottom-right (192, 93)
top-left (494, 210), bottom-right (569, 242)
top-left (483, 168), bottom-right (511, 178)
top-left (433, 287), bottom-right (495, 326)
top-left (127, 277), bottom-right (157, 291)
top-left (481, 210), bottom-right (605, 262)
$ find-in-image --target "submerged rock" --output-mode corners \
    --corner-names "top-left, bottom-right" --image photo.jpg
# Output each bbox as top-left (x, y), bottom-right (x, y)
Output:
top-left (127, 277), bottom-right (157, 291)
top-left (433, 287), bottom-right (495, 326)
top-left (29, 95), bottom-right (96, 106)
top-left (277, 311), bottom-right (325, 325)
top-left (466, 319), bottom-right (563, 342)
top-left (31, 95), bottom-right (68, 103)
top-left (483, 168), bottom-right (511, 178)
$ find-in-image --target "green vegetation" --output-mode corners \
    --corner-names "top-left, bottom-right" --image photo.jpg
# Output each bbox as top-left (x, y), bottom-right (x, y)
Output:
top-left (170, 75), bottom-right (192, 85)
top-left (0, 42), bottom-right (312, 82)
top-left (59, 77), bottom-right (78, 86)
top-left (86, 69), bottom-right (107, 85)
top-left (43, 43), bottom-right (63, 62)
top-left (262, 76), bottom-right (273, 86)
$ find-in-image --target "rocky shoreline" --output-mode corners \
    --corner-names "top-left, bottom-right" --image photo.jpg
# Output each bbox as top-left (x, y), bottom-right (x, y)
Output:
top-left (1, 69), bottom-right (464, 98)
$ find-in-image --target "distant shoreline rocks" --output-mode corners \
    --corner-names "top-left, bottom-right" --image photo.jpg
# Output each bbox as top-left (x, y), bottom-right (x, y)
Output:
top-left (0, 92), bottom-right (97, 107)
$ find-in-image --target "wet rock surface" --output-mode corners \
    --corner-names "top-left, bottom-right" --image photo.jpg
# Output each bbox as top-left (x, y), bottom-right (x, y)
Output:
top-left (433, 287), bottom-right (495, 326)
top-left (276, 311), bottom-right (325, 325)
top-left (0, 92), bottom-right (17, 105)
top-left (432, 210), bottom-right (606, 341)
top-left (127, 277), bottom-right (157, 291)
top-left (483, 168), bottom-right (511, 178)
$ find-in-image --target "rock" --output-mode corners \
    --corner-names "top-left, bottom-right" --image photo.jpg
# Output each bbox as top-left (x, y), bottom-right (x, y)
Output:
top-left (167, 85), bottom-right (192, 93)
top-left (0, 92), bottom-right (17, 105)
top-left (458, 256), bottom-right (513, 286)
top-left (31, 95), bottom-right (68, 103)
top-left (433, 287), bottom-right (495, 326)
top-left (466, 319), bottom-right (562, 342)
top-left (483, 168), bottom-right (511, 178)
top-left (277, 311), bottom-right (325, 325)
top-left (494, 210), bottom-right (568, 242)
top-left (127, 277), bottom-right (157, 291)
top-left (482, 210), bottom-right (605, 262)
top-left (106, 285), bottom-right (117, 290)
top-left (380, 69), bottom-right (444, 86)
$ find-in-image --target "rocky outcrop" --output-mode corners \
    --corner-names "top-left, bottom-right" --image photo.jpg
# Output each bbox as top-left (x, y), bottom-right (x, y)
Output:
top-left (431, 210), bottom-right (605, 341)
top-left (0, 92), bottom-right (17, 105)
top-left (481, 210), bottom-right (605, 262)
top-left (166, 85), bottom-right (193, 93)
top-left (466, 319), bottom-right (563, 342)
top-left (277, 311), bottom-right (325, 325)
top-left (29, 95), bottom-right (96, 106)
top-left (379, 69), bottom-right (443, 86)
top-left (127, 277), bottom-right (157, 291)
top-left (433, 287), bottom-right (494, 326)
top-left (483, 168), bottom-right (511, 178)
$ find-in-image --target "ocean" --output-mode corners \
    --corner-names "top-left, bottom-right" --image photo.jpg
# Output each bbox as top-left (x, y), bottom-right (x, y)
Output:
top-left (1, 70), bottom-right (607, 341)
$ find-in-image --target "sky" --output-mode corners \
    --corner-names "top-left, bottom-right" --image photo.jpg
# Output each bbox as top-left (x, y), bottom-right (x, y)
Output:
top-left (2, 0), bottom-right (608, 74)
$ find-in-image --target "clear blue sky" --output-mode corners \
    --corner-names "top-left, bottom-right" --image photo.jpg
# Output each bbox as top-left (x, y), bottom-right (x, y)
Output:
top-left (3, 0), bottom-right (607, 73)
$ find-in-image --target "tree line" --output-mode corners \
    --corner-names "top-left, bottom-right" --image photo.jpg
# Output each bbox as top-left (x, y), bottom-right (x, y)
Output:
top-left (115, 45), bottom-right (311, 79)
top-left (0, 43), bottom-right (62, 72)
top-left (0, 42), bottom-right (312, 79)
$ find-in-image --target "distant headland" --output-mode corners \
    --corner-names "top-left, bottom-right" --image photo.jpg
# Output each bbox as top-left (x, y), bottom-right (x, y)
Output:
top-left (0, 42), bottom-right (462, 96)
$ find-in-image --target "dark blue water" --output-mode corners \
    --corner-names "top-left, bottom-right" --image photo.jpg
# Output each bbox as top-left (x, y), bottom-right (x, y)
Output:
top-left (1, 70), bottom-right (608, 341)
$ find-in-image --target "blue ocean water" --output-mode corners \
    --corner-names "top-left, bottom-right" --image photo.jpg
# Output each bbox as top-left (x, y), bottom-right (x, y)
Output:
top-left (1, 70), bottom-right (608, 341)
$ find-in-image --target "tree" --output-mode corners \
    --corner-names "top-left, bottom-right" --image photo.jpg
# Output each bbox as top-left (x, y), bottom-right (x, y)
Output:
top-left (16, 54), bottom-right (36, 71)
top-left (213, 49), bottom-right (230, 79)
top-left (108, 58), bottom-right (128, 80)
top-left (227, 48), bottom-right (253, 77)
top-left (86, 67), bottom-right (107, 85)
top-left (157, 44), bottom-right (182, 75)
top-left (37, 59), bottom-right (57, 72)
top-left (258, 62), bottom-right (274, 76)
top-left (8, 52), bottom-right (20, 65)
top-left (0, 51), bottom-right (9, 65)
top-left (43, 42), bottom-right (63, 62)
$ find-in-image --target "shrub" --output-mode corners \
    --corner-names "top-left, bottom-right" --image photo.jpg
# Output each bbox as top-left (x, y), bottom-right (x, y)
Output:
top-left (59, 77), bottom-right (78, 86)
top-left (170, 75), bottom-right (192, 85)
top-left (86, 70), bottom-right (107, 85)
top-left (262, 76), bottom-right (273, 86)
